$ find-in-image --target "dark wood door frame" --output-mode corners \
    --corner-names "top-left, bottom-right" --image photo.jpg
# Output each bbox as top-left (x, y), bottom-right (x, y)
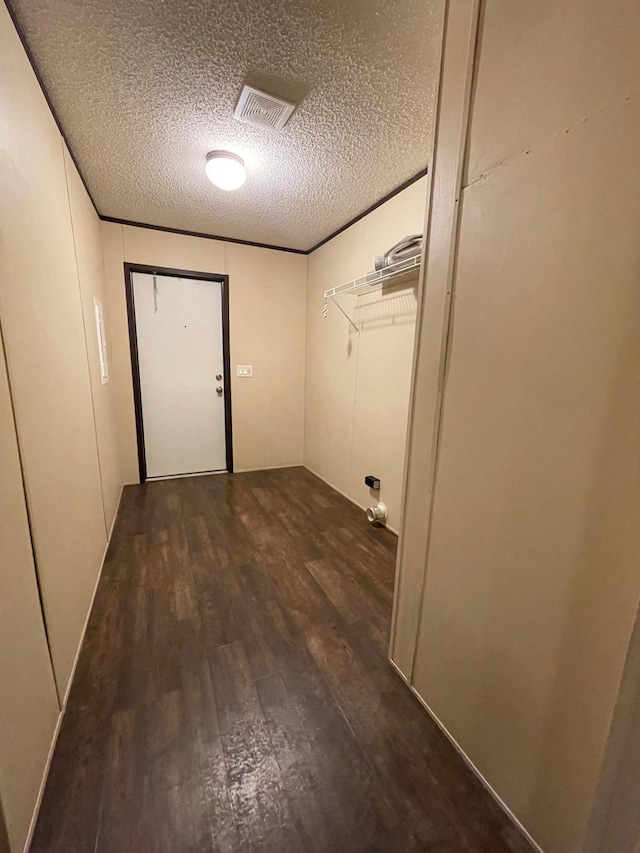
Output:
top-left (124, 262), bottom-right (234, 482)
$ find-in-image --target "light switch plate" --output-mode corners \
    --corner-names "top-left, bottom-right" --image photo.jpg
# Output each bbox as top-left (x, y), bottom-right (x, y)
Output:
top-left (237, 364), bottom-right (253, 377)
top-left (93, 298), bottom-right (109, 384)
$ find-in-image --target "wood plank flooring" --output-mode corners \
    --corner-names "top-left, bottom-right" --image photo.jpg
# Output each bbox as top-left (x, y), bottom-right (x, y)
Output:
top-left (31, 467), bottom-right (533, 853)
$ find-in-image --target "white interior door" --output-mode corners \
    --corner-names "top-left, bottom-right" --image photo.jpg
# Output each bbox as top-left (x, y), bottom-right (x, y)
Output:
top-left (132, 272), bottom-right (227, 478)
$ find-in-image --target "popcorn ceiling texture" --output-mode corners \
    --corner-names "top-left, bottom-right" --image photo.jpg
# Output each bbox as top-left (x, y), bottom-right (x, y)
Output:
top-left (8, 0), bottom-right (440, 250)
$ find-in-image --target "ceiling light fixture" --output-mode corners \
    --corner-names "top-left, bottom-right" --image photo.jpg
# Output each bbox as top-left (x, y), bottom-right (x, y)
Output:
top-left (205, 150), bottom-right (246, 191)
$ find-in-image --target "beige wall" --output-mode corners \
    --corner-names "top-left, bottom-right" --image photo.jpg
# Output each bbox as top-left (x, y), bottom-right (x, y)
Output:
top-left (395, 1), bottom-right (640, 851)
top-left (101, 223), bottom-right (307, 480)
top-left (65, 149), bottom-right (125, 530)
top-left (304, 178), bottom-right (426, 531)
top-left (0, 1), bottom-right (106, 695)
top-left (7, 1), bottom-right (639, 852)
top-left (0, 341), bottom-right (60, 853)
top-left (0, 5), bottom-right (124, 850)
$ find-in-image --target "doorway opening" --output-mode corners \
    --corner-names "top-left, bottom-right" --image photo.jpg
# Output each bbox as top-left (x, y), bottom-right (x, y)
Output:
top-left (124, 263), bottom-right (233, 482)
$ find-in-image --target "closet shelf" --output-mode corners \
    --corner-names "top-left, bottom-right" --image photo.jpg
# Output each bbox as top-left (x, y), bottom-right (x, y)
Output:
top-left (323, 254), bottom-right (421, 301)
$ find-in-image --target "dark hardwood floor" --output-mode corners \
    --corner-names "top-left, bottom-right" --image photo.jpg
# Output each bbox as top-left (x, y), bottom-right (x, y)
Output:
top-left (31, 467), bottom-right (532, 853)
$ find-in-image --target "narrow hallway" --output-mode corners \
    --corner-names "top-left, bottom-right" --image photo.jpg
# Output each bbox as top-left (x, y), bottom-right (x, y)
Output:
top-left (32, 468), bottom-right (531, 852)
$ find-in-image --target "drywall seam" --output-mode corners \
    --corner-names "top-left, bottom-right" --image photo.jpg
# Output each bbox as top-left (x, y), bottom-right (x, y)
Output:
top-left (464, 90), bottom-right (639, 191)
top-left (21, 482), bottom-right (125, 853)
top-left (304, 464), bottom-right (400, 536)
top-left (62, 141), bottom-right (109, 539)
top-left (0, 314), bottom-right (61, 710)
top-left (387, 658), bottom-right (544, 853)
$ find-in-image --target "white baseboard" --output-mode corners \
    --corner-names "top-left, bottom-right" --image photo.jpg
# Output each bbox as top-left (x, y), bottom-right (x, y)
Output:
top-left (303, 464), bottom-right (399, 536)
top-left (106, 483), bottom-right (124, 543)
top-left (139, 465), bottom-right (303, 478)
top-left (61, 490), bottom-right (122, 710)
top-left (23, 482), bottom-right (125, 853)
top-left (145, 470), bottom-right (227, 481)
top-left (21, 706), bottom-right (64, 853)
top-left (234, 462), bottom-right (303, 473)
top-left (388, 658), bottom-right (544, 853)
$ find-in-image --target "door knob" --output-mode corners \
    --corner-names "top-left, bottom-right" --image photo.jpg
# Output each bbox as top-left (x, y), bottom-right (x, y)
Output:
top-left (216, 386), bottom-right (223, 395)
top-left (216, 374), bottom-right (222, 381)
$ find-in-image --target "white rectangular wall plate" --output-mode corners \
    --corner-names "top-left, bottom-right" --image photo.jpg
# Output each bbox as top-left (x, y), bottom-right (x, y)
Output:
top-left (237, 365), bottom-right (253, 377)
top-left (93, 297), bottom-right (109, 384)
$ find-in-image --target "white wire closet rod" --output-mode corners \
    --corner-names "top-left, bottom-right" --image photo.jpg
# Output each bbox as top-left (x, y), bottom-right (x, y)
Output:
top-left (323, 254), bottom-right (421, 301)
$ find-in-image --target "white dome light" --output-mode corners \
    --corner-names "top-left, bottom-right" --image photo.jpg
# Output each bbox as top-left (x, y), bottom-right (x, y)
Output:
top-left (205, 150), bottom-right (246, 191)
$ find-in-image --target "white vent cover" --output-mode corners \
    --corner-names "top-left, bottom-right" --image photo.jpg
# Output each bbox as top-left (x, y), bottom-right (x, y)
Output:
top-left (233, 85), bottom-right (296, 131)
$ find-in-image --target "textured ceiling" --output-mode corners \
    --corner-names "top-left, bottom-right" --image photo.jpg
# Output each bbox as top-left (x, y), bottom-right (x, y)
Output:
top-left (8, 0), bottom-right (441, 250)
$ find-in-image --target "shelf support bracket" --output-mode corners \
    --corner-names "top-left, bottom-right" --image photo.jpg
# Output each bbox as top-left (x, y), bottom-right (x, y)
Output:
top-left (330, 295), bottom-right (359, 332)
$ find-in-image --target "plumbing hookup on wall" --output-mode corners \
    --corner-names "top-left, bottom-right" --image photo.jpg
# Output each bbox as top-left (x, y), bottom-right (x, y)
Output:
top-left (304, 176), bottom-right (427, 532)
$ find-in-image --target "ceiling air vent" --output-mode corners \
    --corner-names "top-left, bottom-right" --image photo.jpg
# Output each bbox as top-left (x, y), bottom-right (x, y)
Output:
top-left (233, 85), bottom-right (296, 131)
